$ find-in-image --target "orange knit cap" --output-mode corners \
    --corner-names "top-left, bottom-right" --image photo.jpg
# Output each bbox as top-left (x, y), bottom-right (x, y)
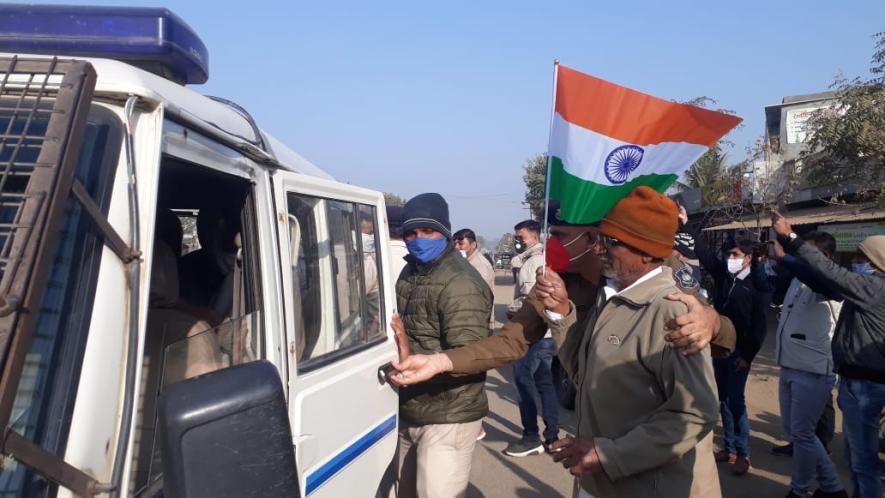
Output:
top-left (599, 186), bottom-right (678, 258)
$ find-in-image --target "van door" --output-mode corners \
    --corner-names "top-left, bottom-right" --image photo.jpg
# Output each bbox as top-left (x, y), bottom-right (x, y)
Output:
top-left (272, 171), bottom-right (399, 497)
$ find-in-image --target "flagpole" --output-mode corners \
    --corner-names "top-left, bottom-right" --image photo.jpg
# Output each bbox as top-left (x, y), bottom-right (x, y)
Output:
top-left (540, 59), bottom-right (560, 275)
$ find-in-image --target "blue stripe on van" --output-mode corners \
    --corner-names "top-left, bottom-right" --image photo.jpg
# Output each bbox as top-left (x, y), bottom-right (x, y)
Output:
top-left (305, 414), bottom-right (397, 495)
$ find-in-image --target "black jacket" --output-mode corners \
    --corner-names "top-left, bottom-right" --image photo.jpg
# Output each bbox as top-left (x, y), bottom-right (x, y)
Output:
top-left (694, 233), bottom-right (771, 364)
top-left (784, 237), bottom-right (885, 383)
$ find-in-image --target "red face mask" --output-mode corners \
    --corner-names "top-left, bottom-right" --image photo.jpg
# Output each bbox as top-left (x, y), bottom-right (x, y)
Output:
top-left (546, 237), bottom-right (571, 273)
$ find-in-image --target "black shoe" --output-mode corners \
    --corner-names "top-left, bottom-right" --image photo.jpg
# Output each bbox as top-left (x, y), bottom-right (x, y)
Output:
top-left (543, 438), bottom-right (559, 454)
top-left (811, 489), bottom-right (848, 498)
top-left (771, 443), bottom-right (794, 457)
top-left (503, 437), bottom-right (544, 457)
top-left (785, 492), bottom-right (806, 498)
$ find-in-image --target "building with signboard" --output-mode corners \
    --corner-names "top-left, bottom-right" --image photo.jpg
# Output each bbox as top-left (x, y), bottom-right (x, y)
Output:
top-left (674, 90), bottom-right (884, 264)
top-left (764, 91), bottom-right (838, 164)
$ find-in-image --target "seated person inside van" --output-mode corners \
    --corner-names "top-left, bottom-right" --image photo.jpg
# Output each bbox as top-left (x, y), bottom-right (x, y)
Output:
top-left (179, 204), bottom-right (241, 326)
top-left (148, 209), bottom-right (224, 383)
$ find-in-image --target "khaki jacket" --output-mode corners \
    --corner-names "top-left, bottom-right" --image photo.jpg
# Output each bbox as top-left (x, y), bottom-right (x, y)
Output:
top-left (466, 248), bottom-right (496, 291)
top-left (551, 267), bottom-right (720, 498)
top-left (466, 248), bottom-right (496, 328)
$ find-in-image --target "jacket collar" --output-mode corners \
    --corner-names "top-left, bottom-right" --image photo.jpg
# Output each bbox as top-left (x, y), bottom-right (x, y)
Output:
top-left (608, 266), bottom-right (675, 307)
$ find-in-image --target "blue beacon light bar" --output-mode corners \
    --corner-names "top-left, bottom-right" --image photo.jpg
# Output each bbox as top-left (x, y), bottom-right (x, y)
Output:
top-left (0, 4), bottom-right (209, 85)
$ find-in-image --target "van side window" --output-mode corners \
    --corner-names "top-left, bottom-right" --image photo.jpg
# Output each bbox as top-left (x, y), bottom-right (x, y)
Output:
top-left (286, 194), bottom-right (386, 370)
top-left (358, 204), bottom-right (384, 342)
top-left (326, 201), bottom-right (364, 349)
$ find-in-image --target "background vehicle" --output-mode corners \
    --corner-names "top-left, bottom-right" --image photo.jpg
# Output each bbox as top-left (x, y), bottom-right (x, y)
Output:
top-left (0, 5), bottom-right (398, 497)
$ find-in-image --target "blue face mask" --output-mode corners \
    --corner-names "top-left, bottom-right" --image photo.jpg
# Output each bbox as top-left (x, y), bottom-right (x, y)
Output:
top-left (852, 262), bottom-right (875, 275)
top-left (406, 237), bottom-right (448, 264)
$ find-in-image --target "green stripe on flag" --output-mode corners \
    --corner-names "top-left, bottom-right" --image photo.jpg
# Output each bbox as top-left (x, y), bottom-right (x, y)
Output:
top-left (549, 156), bottom-right (678, 224)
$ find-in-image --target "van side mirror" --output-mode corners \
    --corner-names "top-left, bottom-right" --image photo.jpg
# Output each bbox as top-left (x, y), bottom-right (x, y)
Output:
top-left (157, 361), bottom-right (300, 498)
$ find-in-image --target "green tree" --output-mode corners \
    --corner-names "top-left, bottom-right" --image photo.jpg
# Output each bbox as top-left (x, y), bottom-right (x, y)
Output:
top-left (521, 153), bottom-right (548, 220)
top-left (802, 31), bottom-right (885, 204)
top-left (383, 192), bottom-right (406, 206)
top-left (496, 233), bottom-right (516, 254)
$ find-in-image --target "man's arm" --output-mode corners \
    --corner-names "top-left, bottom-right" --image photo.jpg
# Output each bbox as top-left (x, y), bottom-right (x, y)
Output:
top-left (389, 270), bottom-right (722, 386)
top-left (389, 288), bottom-right (550, 386)
top-left (691, 227), bottom-right (727, 284)
top-left (772, 212), bottom-right (876, 306)
top-left (710, 315), bottom-right (736, 359)
top-left (592, 300), bottom-right (719, 480)
top-left (446, 291), bottom-right (550, 373)
top-left (780, 253), bottom-right (843, 301)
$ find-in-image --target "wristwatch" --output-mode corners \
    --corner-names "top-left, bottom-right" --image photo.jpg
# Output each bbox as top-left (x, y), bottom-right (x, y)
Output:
top-left (543, 309), bottom-right (564, 323)
top-left (788, 232), bottom-right (798, 242)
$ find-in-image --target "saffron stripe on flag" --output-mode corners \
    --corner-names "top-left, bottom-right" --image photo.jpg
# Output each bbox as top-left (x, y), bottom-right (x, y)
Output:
top-left (548, 156), bottom-right (678, 224)
top-left (555, 65), bottom-right (743, 147)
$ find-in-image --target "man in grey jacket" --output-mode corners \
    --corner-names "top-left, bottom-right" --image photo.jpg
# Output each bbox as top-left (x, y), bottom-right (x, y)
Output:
top-left (773, 212), bottom-right (885, 498)
top-left (773, 231), bottom-right (847, 498)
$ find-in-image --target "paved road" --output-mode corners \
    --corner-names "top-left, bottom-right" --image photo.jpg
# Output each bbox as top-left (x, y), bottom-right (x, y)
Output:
top-left (466, 270), bottom-right (856, 498)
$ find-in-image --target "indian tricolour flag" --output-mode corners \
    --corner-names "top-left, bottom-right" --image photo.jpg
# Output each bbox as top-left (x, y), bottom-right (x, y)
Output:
top-left (548, 65), bottom-right (743, 224)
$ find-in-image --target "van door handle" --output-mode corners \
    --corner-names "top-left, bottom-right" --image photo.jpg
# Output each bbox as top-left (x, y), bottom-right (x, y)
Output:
top-left (378, 362), bottom-right (396, 385)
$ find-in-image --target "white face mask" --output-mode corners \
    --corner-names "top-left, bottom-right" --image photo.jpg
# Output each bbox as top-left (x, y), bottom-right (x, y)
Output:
top-left (727, 258), bottom-right (744, 274)
top-left (459, 250), bottom-right (468, 258)
top-left (361, 233), bottom-right (375, 252)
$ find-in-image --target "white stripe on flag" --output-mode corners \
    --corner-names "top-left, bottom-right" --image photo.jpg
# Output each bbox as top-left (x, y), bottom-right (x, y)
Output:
top-left (549, 113), bottom-right (709, 186)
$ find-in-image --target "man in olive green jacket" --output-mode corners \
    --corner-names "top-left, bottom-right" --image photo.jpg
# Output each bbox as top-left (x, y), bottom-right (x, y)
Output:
top-left (540, 187), bottom-right (720, 498)
top-left (393, 193), bottom-right (493, 498)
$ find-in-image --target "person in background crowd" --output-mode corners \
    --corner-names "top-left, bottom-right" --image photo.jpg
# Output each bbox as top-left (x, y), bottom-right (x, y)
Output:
top-left (391, 193), bottom-right (493, 498)
top-left (501, 219), bottom-right (560, 457)
top-left (386, 205), bottom-right (408, 285)
top-left (770, 231), bottom-right (847, 498)
top-left (454, 228), bottom-right (496, 293)
top-left (509, 219), bottom-right (545, 314)
top-left (453, 227), bottom-right (497, 441)
top-left (511, 236), bottom-right (524, 282)
top-left (672, 212), bottom-right (707, 300)
top-left (769, 237), bottom-right (840, 458)
top-left (772, 212), bottom-right (885, 498)
top-left (689, 210), bottom-right (771, 476)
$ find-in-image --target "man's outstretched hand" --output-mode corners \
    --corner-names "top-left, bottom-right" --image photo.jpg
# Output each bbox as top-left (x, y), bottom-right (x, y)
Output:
top-left (388, 353), bottom-right (453, 387)
top-left (664, 292), bottom-right (721, 356)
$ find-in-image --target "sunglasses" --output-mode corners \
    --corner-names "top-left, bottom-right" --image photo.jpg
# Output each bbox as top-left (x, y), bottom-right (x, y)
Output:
top-left (599, 234), bottom-right (625, 248)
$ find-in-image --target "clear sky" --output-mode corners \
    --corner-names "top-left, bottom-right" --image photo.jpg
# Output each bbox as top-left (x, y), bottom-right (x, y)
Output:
top-left (15, 0), bottom-right (884, 244)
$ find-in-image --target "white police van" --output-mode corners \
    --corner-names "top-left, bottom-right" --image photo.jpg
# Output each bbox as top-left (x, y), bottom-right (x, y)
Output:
top-left (0, 5), bottom-right (399, 497)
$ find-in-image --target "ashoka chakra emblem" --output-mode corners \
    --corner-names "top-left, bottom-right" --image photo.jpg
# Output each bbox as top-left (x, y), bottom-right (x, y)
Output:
top-left (604, 145), bottom-right (644, 185)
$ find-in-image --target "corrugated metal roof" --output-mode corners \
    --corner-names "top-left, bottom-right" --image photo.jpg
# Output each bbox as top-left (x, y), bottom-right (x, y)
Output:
top-left (703, 203), bottom-right (885, 231)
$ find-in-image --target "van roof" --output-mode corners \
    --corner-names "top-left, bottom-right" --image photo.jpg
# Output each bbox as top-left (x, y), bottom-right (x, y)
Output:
top-left (2, 53), bottom-right (333, 180)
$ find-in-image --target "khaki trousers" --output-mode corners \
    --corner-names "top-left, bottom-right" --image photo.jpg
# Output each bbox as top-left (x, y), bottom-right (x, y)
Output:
top-left (396, 420), bottom-right (481, 498)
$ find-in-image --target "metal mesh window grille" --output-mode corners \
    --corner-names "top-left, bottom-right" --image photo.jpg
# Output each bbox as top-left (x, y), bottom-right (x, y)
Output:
top-left (0, 59), bottom-right (67, 294)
